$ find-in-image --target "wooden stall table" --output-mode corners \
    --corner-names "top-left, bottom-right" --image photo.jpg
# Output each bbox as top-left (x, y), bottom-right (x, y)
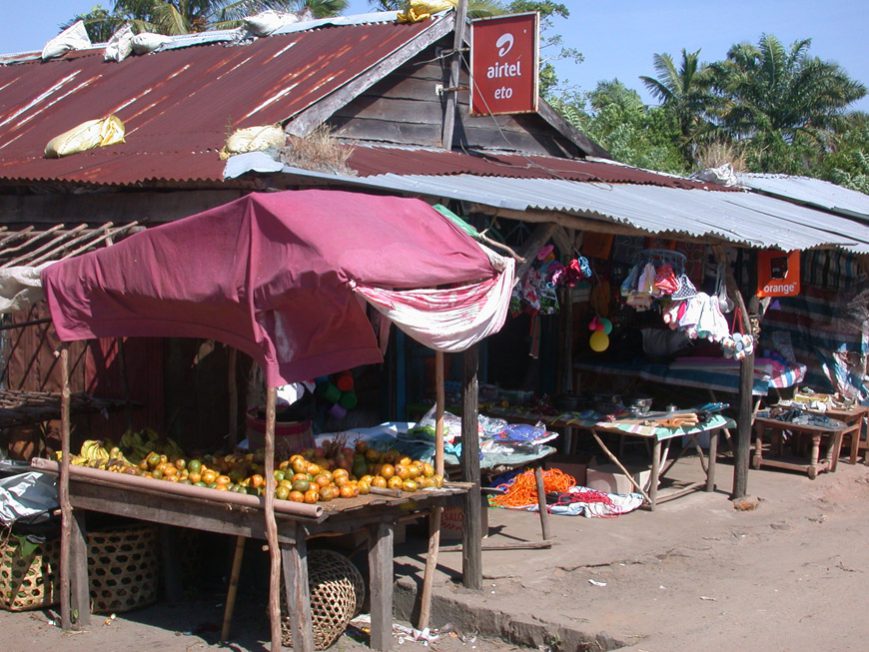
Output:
top-left (752, 415), bottom-right (845, 479)
top-left (813, 405), bottom-right (868, 465)
top-left (590, 414), bottom-right (732, 510)
top-left (32, 458), bottom-right (469, 651)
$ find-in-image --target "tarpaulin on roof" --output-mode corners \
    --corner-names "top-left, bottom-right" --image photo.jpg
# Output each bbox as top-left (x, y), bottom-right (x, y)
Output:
top-left (41, 190), bottom-right (511, 386)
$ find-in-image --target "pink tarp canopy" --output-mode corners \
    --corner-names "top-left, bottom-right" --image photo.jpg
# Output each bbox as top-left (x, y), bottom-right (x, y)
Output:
top-left (41, 190), bottom-right (511, 387)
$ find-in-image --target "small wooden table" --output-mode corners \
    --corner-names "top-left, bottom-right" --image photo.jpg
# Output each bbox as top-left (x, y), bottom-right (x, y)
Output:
top-left (814, 405), bottom-right (868, 465)
top-left (752, 416), bottom-right (845, 479)
top-left (590, 415), bottom-right (730, 510)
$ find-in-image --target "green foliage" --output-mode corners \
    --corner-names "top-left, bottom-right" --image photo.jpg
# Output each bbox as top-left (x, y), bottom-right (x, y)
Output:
top-left (551, 81), bottom-right (688, 173)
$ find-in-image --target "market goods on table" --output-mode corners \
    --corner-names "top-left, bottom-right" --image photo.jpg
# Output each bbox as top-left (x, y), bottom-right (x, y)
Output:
top-left (56, 430), bottom-right (443, 504)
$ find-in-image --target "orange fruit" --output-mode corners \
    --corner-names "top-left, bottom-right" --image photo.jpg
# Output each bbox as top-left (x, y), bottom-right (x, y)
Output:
top-left (379, 464), bottom-right (395, 479)
top-left (371, 476), bottom-right (387, 488)
top-left (395, 465), bottom-right (411, 480)
top-left (402, 479), bottom-right (418, 493)
top-left (276, 485), bottom-right (290, 501)
top-left (201, 469), bottom-right (218, 485)
top-left (422, 463), bottom-right (435, 478)
top-left (408, 463), bottom-right (422, 479)
top-left (306, 463), bottom-right (321, 476)
top-left (288, 490), bottom-right (305, 503)
top-left (398, 456), bottom-right (413, 467)
top-left (249, 474), bottom-right (265, 489)
top-left (303, 489), bottom-right (320, 504)
top-left (188, 472), bottom-right (201, 484)
top-left (357, 480), bottom-right (371, 495)
top-left (339, 484), bottom-right (356, 498)
top-left (163, 465), bottom-right (178, 478)
top-left (387, 476), bottom-right (403, 490)
top-left (314, 473), bottom-right (331, 488)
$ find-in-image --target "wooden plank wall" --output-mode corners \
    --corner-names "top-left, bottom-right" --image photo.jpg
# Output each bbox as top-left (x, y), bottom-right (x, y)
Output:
top-left (330, 47), bottom-right (583, 157)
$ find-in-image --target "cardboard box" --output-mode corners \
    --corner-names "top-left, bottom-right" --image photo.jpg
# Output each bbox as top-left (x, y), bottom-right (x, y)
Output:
top-left (544, 455), bottom-right (596, 486)
top-left (586, 463), bottom-right (654, 495)
top-left (441, 495), bottom-right (489, 541)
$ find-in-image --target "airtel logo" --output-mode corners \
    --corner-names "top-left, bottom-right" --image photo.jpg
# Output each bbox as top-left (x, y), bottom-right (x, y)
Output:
top-left (496, 33), bottom-right (514, 57)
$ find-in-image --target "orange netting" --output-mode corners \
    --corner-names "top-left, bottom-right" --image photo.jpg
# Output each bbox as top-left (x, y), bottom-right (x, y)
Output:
top-left (491, 468), bottom-right (575, 507)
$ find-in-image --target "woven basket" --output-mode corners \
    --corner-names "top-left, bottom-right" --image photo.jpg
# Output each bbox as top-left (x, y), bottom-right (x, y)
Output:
top-left (0, 534), bottom-right (59, 611)
top-left (88, 525), bottom-right (159, 614)
top-left (281, 549), bottom-right (364, 650)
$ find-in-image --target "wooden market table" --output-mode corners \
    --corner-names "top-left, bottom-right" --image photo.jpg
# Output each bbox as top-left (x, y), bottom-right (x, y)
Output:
top-left (752, 415), bottom-right (845, 479)
top-left (32, 458), bottom-right (469, 651)
top-left (815, 405), bottom-right (868, 465)
top-left (590, 415), bottom-right (730, 510)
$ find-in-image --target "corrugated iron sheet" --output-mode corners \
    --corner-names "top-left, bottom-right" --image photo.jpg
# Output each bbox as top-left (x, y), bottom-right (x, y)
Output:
top-left (0, 19), bottom-right (438, 186)
top-left (224, 154), bottom-right (869, 253)
top-left (737, 174), bottom-right (869, 222)
top-left (347, 146), bottom-right (718, 190)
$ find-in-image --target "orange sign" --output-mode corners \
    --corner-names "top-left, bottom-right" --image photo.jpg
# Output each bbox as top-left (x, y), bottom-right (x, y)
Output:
top-left (470, 13), bottom-right (539, 116)
top-left (757, 250), bottom-right (800, 297)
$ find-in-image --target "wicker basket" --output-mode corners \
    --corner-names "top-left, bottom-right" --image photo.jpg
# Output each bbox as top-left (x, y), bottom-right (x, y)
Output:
top-left (281, 549), bottom-right (365, 650)
top-left (88, 525), bottom-right (159, 614)
top-left (0, 534), bottom-right (59, 611)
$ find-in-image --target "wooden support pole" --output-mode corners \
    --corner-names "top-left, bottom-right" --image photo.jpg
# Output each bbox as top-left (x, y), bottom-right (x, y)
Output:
top-left (282, 525), bottom-right (314, 652)
top-left (58, 345), bottom-right (72, 630)
top-left (461, 345), bottom-right (482, 590)
top-left (534, 465), bottom-right (551, 540)
top-left (69, 507), bottom-right (90, 627)
top-left (732, 290), bottom-right (754, 500)
top-left (368, 522), bottom-right (395, 651)
top-left (263, 387), bottom-right (282, 652)
top-left (221, 536), bottom-right (246, 641)
top-left (227, 348), bottom-right (238, 448)
top-left (441, 0), bottom-right (469, 149)
top-left (418, 351), bottom-right (445, 630)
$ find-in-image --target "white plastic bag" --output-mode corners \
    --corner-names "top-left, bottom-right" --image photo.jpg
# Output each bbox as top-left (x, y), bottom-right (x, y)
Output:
top-left (104, 23), bottom-right (134, 62)
top-left (220, 124), bottom-right (285, 160)
top-left (42, 20), bottom-right (91, 61)
top-left (44, 115), bottom-right (126, 158)
top-left (131, 32), bottom-right (172, 55)
top-left (244, 10), bottom-right (300, 37)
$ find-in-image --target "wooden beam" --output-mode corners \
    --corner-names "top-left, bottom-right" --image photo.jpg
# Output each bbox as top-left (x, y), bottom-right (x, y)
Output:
top-left (263, 387), bottom-right (281, 652)
top-left (287, 17), bottom-right (455, 137)
top-left (537, 101), bottom-right (611, 159)
top-left (441, 2), bottom-right (468, 149)
top-left (515, 223), bottom-right (558, 280)
top-left (368, 522), bottom-right (395, 651)
top-left (732, 290), bottom-right (755, 500)
top-left (69, 509), bottom-right (90, 627)
top-left (58, 345), bottom-right (72, 630)
top-left (461, 344), bottom-right (482, 590)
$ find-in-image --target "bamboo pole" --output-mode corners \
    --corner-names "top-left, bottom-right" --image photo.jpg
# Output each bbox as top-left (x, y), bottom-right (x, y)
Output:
top-left (58, 345), bottom-right (72, 630)
top-left (263, 387), bottom-right (281, 652)
top-left (441, 0), bottom-right (469, 149)
top-left (418, 351), bottom-right (445, 630)
top-left (221, 536), bottom-right (246, 641)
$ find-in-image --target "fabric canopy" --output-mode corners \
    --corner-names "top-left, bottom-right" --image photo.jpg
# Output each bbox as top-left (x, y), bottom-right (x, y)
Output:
top-left (41, 190), bottom-right (512, 386)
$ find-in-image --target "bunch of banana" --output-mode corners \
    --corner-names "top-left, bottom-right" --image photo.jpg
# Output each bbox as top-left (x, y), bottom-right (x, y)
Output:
top-left (119, 428), bottom-right (186, 464)
top-left (81, 439), bottom-right (111, 467)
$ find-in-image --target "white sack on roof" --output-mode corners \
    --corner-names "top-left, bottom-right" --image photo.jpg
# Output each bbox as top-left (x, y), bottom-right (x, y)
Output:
top-left (353, 252), bottom-right (515, 353)
top-left (244, 10), bottom-right (301, 37)
top-left (44, 115), bottom-right (125, 159)
top-left (131, 32), bottom-right (172, 55)
top-left (0, 263), bottom-right (52, 314)
top-left (693, 163), bottom-right (739, 187)
top-left (220, 125), bottom-right (286, 160)
top-left (104, 24), bottom-right (134, 62)
top-left (42, 20), bottom-right (91, 61)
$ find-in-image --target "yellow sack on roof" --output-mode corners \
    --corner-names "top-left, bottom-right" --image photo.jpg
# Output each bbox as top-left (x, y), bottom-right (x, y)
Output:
top-left (44, 115), bottom-right (125, 159)
top-left (397, 1), bottom-right (457, 24)
top-left (220, 125), bottom-right (286, 161)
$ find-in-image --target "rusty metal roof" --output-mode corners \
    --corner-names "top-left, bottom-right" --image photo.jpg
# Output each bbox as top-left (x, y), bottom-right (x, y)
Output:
top-left (0, 18), bottom-right (438, 187)
top-left (346, 146), bottom-right (721, 190)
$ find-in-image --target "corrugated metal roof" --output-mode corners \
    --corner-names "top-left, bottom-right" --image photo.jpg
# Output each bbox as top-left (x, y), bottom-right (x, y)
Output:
top-left (0, 17), bottom-right (440, 187)
top-left (223, 152), bottom-right (869, 253)
top-left (737, 174), bottom-right (869, 222)
top-left (347, 146), bottom-right (719, 190)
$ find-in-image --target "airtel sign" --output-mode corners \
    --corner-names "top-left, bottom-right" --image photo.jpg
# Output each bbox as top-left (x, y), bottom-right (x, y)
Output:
top-left (470, 13), bottom-right (539, 116)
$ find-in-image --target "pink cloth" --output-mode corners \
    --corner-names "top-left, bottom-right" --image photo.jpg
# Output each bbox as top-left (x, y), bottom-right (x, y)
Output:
top-left (42, 190), bottom-right (498, 387)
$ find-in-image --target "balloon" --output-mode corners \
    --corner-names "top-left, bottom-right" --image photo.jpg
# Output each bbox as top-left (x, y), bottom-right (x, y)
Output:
top-left (336, 373), bottom-right (354, 392)
top-left (589, 331), bottom-right (610, 353)
top-left (329, 403), bottom-right (347, 420)
top-left (322, 383), bottom-right (341, 404)
top-left (588, 316), bottom-right (600, 331)
top-left (599, 317), bottom-right (613, 335)
top-left (338, 391), bottom-right (358, 410)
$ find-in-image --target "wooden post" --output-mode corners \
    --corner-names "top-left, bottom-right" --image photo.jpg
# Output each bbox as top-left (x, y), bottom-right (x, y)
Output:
top-left (732, 290), bottom-right (754, 500)
top-left (441, 0), bottom-right (469, 149)
top-left (461, 345), bottom-right (482, 590)
top-left (418, 351), bottom-right (445, 630)
top-left (221, 536), bottom-right (246, 641)
top-left (533, 465), bottom-right (550, 540)
top-left (282, 525), bottom-right (314, 652)
top-left (58, 345), bottom-right (72, 630)
top-left (263, 387), bottom-right (281, 652)
top-left (227, 348), bottom-right (238, 448)
top-left (368, 522), bottom-right (395, 651)
top-left (69, 510), bottom-right (90, 627)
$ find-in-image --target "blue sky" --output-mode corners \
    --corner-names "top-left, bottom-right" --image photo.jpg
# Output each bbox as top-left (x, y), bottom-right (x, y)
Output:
top-left (2, 0), bottom-right (866, 111)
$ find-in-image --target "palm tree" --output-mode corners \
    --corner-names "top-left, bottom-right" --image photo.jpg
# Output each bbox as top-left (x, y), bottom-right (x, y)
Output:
top-left (708, 34), bottom-right (866, 170)
top-left (640, 49), bottom-right (713, 164)
top-left (66, 0), bottom-right (348, 39)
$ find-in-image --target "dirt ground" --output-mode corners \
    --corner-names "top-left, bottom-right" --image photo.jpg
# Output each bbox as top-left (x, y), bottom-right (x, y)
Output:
top-left (2, 455), bottom-right (869, 652)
